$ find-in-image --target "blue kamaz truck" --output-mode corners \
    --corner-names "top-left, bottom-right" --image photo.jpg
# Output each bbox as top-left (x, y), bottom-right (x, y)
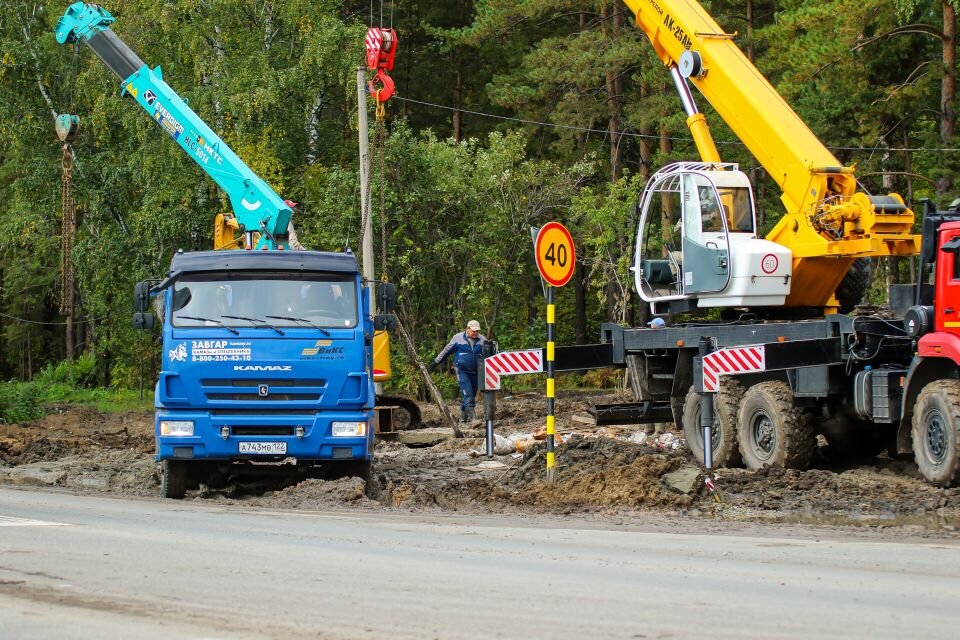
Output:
top-left (134, 250), bottom-right (387, 498)
top-left (57, 3), bottom-right (395, 497)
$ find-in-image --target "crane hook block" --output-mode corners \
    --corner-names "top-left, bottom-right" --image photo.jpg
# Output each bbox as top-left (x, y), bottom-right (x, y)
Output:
top-left (368, 70), bottom-right (396, 103)
top-left (365, 28), bottom-right (398, 72)
top-left (55, 114), bottom-right (80, 143)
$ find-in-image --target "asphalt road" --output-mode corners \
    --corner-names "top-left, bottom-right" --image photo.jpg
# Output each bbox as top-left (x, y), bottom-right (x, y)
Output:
top-left (1, 487), bottom-right (958, 639)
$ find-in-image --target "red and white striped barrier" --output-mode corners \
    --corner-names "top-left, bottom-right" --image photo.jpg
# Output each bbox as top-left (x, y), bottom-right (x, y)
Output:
top-left (482, 349), bottom-right (544, 390)
top-left (702, 345), bottom-right (766, 392)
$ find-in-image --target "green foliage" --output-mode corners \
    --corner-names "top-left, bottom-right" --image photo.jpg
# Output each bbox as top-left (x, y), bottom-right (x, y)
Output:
top-left (0, 381), bottom-right (43, 424)
top-left (0, 0), bottom-right (958, 399)
top-left (34, 353), bottom-right (97, 388)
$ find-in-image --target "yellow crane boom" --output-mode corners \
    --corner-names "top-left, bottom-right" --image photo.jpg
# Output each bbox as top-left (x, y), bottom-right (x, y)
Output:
top-left (622, 0), bottom-right (919, 308)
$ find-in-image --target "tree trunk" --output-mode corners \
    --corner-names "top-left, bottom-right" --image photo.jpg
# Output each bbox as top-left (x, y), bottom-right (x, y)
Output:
top-left (601, 3), bottom-right (623, 180)
top-left (639, 82), bottom-right (653, 179)
top-left (939, 1), bottom-right (957, 196)
top-left (574, 254), bottom-right (586, 344)
top-left (263, 1), bottom-right (274, 52)
top-left (453, 67), bottom-right (463, 142)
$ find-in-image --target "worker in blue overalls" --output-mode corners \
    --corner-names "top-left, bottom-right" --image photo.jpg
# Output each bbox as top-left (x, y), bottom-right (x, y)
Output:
top-left (428, 320), bottom-right (488, 422)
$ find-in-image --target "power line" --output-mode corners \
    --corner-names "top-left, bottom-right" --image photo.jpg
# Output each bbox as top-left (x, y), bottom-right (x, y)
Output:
top-left (394, 95), bottom-right (960, 154)
top-left (0, 311), bottom-right (108, 326)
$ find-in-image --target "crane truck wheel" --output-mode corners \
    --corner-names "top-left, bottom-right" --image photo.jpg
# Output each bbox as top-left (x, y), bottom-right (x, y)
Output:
top-left (160, 460), bottom-right (187, 499)
top-left (835, 258), bottom-right (873, 313)
top-left (681, 379), bottom-right (744, 467)
top-left (736, 381), bottom-right (815, 470)
top-left (912, 380), bottom-right (960, 488)
top-left (377, 395), bottom-right (422, 430)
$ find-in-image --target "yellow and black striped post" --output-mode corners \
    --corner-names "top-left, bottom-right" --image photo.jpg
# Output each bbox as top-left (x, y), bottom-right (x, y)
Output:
top-left (545, 284), bottom-right (557, 483)
top-left (533, 221), bottom-right (574, 484)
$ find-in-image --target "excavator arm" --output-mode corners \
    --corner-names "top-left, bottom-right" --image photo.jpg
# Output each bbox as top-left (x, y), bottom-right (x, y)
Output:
top-left (55, 2), bottom-right (293, 250)
top-left (622, 0), bottom-right (919, 308)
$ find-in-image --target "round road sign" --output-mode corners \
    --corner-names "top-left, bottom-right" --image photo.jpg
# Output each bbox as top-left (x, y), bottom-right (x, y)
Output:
top-left (535, 222), bottom-right (576, 287)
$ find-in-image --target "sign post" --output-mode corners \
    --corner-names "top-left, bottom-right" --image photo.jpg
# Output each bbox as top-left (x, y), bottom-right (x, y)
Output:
top-left (534, 222), bottom-right (575, 484)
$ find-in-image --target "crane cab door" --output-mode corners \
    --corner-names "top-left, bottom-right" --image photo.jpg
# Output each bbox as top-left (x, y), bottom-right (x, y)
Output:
top-left (679, 173), bottom-right (730, 295)
top-left (633, 169), bottom-right (730, 305)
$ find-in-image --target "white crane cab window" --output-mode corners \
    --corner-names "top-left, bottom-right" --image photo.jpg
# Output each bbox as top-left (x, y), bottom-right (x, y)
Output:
top-left (634, 167), bottom-right (740, 303)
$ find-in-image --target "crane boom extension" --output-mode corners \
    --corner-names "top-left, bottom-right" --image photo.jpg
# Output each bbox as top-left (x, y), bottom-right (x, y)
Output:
top-left (55, 2), bottom-right (292, 250)
top-left (622, 0), bottom-right (919, 307)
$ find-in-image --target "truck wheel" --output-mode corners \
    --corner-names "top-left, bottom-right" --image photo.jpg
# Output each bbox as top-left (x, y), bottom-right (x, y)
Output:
top-left (737, 381), bottom-right (815, 470)
top-left (836, 258), bottom-right (872, 313)
top-left (161, 460), bottom-right (187, 499)
top-left (328, 459), bottom-right (373, 483)
top-left (681, 379), bottom-right (744, 467)
top-left (377, 395), bottom-right (422, 430)
top-left (912, 380), bottom-right (960, 487)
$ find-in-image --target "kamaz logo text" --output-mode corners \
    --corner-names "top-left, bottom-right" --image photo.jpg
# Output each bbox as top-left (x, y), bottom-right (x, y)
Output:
top-left (233, 365), bottom-right (292, 371)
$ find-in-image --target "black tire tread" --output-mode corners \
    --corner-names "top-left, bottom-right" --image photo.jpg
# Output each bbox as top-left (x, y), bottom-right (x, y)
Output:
top-left (737, 381), bottom-right (815, 470)
top-left (681, 378), bottom-right (744, 467)
top-left (836, 258), bottom-right (872, 313)
top-left (912, 379), bottom-right (960, 488)
top-left (161, 460), bottom-right (187, 499)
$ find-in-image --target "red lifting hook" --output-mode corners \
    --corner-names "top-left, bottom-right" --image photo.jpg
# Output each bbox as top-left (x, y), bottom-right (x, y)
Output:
top-left (365, 27), bottom-right (398, 103)
top-left (368, 70), bottom-right (395, 103)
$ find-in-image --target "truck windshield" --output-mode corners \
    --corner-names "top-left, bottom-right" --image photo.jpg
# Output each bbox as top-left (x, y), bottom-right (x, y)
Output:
top-left (171, 272), bottom-right (358, 329)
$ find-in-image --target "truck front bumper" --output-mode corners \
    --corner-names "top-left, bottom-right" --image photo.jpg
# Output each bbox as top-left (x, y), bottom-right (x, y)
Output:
top-left (154, 410), bottom-right (374, 462)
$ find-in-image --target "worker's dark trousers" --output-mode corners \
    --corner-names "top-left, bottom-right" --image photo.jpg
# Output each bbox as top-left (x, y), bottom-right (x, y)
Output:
top-left (457, 369), bottom-right (479, 418)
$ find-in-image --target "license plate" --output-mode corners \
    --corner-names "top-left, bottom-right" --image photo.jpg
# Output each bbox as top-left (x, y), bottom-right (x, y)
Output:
top-left (238, 441), bottom-right (287, 455)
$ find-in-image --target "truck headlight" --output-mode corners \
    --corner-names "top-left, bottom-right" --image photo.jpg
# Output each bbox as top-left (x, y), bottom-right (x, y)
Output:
top-left (159, 420), bottom-right (194, 436)
top-left (331, 421), bottom-right (367, 437)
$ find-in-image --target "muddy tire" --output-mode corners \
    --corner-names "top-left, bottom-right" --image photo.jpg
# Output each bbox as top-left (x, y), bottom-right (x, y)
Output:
top-left (682, 379), bottom-right (744, 467)
top-left (836, 258), bottom-right (872, 313)
top-left (329, 459), bottom-right (373, 483)
top-left (161, 460), bottom-right (187, 499)
top-left (377, 395), bottom-right (422, 431)
top-left (737, 381), bottom-right (815, 470)
top-left (912, 380), bottom-right (960, 487)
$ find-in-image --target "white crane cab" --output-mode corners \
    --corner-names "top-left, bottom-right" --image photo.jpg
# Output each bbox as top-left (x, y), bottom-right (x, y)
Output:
top-left (632, 163), bottom-right (792, 314)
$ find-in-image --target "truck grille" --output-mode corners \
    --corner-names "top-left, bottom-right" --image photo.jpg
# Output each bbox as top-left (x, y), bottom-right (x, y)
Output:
top-left (230, 426), bottom-right (295, 436)
top-left (205, 393), bottom-right (321, 401)
top-left (200, 378), bottom-right (325, 403)
top-left (201, 379), bottom-right (326, 387)
top-left (209, 409), bottom-right (320, 416)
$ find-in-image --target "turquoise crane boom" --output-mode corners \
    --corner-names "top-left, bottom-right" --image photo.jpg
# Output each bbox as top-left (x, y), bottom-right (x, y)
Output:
top-left (55, 2), bottom-right (293, 250)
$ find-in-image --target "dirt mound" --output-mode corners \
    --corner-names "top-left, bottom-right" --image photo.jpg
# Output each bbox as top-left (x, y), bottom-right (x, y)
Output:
top-left (503, 436), bottom-right (698, 510)
top-left (0, 408), bottom-right (153, 463)
top-left (1, 397), bottom-right (959, 535)
top-left (247, 477), bottom-right (380, 510)
top-left (717, 461), bottom-right (960, 523)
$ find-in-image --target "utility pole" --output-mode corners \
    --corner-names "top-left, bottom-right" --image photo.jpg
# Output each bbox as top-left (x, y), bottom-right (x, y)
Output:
top-left (356, 67), bottom-right (375, 285)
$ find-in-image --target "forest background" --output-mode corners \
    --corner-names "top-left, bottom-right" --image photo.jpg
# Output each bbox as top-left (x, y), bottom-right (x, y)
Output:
top-left (0, 0), bottom-right (958, 403)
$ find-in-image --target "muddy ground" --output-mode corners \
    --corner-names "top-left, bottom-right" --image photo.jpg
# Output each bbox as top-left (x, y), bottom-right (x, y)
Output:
top-left (1, 393), bottom-right (959, 537)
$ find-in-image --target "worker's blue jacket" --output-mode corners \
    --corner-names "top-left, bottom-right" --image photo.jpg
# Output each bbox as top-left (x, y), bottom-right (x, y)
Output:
top-left (434, 331), bottom-right (487, 374)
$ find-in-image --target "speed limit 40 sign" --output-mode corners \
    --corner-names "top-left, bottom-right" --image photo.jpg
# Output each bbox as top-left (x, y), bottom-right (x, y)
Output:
top-left (534, 222), bottom-right (575, 287)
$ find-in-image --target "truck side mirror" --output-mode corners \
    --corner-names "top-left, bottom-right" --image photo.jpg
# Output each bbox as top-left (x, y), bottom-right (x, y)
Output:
top-left (377, 282), bottom-right (396, 314)
top-left (374, 314), bottom-right (397, 332)
top-left (133, 312), bottom-right (155, 330)
top-left (134, 281), bottom-right (152, 313)
top-left (940, 236), bottom-right (960, 254)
